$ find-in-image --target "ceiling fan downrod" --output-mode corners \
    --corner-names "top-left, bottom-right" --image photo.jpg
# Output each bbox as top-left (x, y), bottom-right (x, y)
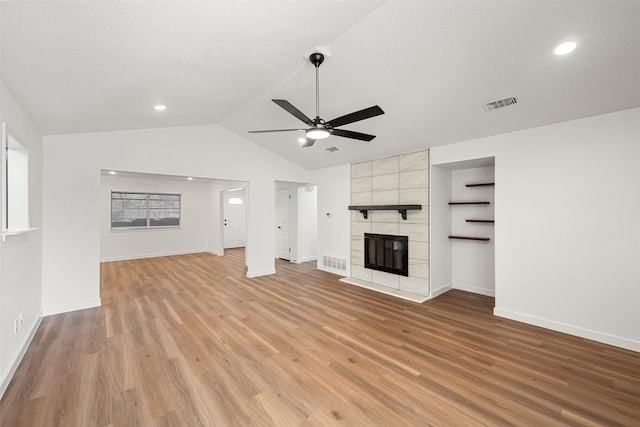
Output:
top-left (309, 53), bottom-right (325, 120)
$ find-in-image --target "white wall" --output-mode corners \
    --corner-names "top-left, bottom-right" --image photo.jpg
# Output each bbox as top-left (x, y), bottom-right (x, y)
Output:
top-left (431, 107), bottom-right (640, 351)
top-left (43, 124), bottom-right (309, 315)
top-left (311, 164), bottom-right (350, 276)
top-left (451, 166), bottom-right (495, 296)
top-left (100, 174), bottom-right (211, 261)
top-left (0, 82), bottom-right (43, 396)
top-left (296, 185), bottom-right (317, 263)
top-left (429, 165), bottom-right (452, 297)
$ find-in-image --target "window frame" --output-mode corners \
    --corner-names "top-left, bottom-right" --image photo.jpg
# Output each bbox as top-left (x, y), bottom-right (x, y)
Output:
top-left (110, 191), bottom-right (181, 230)
top-left (2, 121), bottom-right (31, 235)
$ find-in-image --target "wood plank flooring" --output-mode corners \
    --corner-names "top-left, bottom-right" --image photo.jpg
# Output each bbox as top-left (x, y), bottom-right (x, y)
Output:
top-left (1, 249), bottom-right (639, 426)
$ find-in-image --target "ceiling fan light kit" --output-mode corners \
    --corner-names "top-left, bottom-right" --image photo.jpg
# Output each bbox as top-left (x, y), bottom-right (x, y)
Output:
top-left (306, 127), bottom-right (331, 140)
top-left (249, 52), bottom-right (384, 148)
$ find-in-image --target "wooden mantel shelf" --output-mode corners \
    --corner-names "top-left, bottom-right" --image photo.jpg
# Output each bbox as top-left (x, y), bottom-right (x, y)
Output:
top-left (348, 204), bottom-right (422, 220)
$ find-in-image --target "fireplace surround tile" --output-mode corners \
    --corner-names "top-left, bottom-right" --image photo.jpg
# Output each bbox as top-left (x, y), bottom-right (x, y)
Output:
top-left (351, 221), bottom-right (372, 237)
top-left (372, 173), bottom-right (399, 191)
top-left (399, 151), bottom-right (429, 172)
top-left (372, 156), bottom-right (398, 176)
top-left (351, 249), bottom-right (364, 266)
top-left (350, 191), bottom-right (372, 205)
top-left (371, 222), bottom-right (399, 236)
top-left (404, 209), bottom-right (429, 224)
top-left (370, 210), bottom-right (398, 223)
top-left (351, 161), bottom-right (372, 179)
top-left (349, 149), bottom-right (430, 298)
top-left (399, 188), bottom-right (429, 205)
top-left (409, 241), bottom-right (429, 261)
top-left (351, 211), bottom-right (370, 223)
top-left (408, 259), bottom-right (429, 279)
top-left (399, 169), bottom-right (429, 189)
top-left (371, 189), bottom-right (399, 205)
top-left (351, 176), bottom-right (372, 193)
top-left (400, 223), bottom-right (429, 242)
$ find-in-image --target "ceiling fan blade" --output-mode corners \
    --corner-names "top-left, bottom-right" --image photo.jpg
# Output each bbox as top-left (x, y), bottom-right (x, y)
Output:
top-left (248, 128), bottom-right (304, 134)
top-left (326, 105), bottom-right (384, 128)
top-left (331, 128), bottom-right (376, 142)
top-left (301, 139), bottom-right (316, 148)
top-left (272, 99), bottom-right (313, 125)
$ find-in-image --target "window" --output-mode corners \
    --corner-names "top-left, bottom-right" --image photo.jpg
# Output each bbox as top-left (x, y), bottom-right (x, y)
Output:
top-left (2, 122), bottom-right (30, 232)
top-left (111, 191), bottom-right (180, 229)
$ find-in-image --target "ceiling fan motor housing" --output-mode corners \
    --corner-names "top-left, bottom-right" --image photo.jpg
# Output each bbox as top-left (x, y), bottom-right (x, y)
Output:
top-left (309, 52), bottom-right (325, 67)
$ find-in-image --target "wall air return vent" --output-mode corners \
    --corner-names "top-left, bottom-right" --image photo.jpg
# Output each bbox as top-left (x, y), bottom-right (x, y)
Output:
top-left (322, 255), bottom-right (347, 272)
top-left (484, 96), bottom-right (518, 111)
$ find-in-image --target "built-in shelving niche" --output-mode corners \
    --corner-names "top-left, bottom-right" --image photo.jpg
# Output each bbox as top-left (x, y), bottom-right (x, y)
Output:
top-left (449, 183), bottom-right (494, 241)
top-left (431, 156), bottom-right (496, 298)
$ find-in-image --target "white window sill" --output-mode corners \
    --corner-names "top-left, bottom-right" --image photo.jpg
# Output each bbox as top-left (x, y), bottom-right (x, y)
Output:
top-left (2, 227), bottom-right (39, 239)
top-left (110, 226), bottom-right (182, 232)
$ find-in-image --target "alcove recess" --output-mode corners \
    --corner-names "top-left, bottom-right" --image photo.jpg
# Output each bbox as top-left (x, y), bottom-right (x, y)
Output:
top-left (430, 157), bottom-right (495, 298)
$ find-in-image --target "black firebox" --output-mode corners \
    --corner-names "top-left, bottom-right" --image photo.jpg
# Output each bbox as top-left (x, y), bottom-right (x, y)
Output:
top-left (364, 233), bottom-right (409, 277)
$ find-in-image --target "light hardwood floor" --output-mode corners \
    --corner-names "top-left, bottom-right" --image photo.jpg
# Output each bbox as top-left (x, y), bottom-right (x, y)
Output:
top-left (1, 249), bottom-right (639, 426)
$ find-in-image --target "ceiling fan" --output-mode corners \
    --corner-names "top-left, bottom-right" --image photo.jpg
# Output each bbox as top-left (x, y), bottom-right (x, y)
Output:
top-left (249, 53), bottom-right (384, 148)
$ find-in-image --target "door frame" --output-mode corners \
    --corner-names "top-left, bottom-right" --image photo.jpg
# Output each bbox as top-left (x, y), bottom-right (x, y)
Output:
top-left (276, 186), bottom-right (293, 260)
top-left (223, 190), bottom-right (246, 249)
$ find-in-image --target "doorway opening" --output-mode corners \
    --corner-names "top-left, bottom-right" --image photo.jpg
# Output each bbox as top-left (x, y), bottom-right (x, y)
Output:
top-left (275, 181), bottom-right (318, 268)
top-left (223, 187), bottom-right (247, 249)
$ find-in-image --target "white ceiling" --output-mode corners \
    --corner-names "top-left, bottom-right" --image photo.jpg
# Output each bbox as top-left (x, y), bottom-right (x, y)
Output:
top-left (2, 1), bottom-right (639, 170)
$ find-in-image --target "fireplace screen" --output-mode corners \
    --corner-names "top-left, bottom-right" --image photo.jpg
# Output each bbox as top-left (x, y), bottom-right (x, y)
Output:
top-left (364, 233), bottom-right (409, 277)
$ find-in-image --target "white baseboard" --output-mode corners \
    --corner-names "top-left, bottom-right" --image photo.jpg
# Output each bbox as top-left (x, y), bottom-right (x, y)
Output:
top-left (100, 249), bottom-right (209, 263)
top-left (246, 268), bottom-right (276, 278)
top-left (0, 312), bottom-right (43, 400)
top-left (494, 307), bottom-right (640, 353)
top-left (453, 282), bottom-right (495, 297)
top-left (42, 298), bottom-right (101, 316)
top-left (208, 250), bottom-right (223, 256)
top-left (294, 256), bottom-right (317, 264)
top-left (430, 283), bottom-right (453, 299)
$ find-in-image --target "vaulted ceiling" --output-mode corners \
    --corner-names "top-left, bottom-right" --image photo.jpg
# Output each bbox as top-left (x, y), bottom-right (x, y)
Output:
top-left (2, 1), bottom-right (639, 170)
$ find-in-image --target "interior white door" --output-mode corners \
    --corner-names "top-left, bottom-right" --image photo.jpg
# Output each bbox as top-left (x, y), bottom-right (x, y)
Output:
top-left (277, 188), bottom-right (291, 260)
top-left (223, 193), bottom-right (246, 249)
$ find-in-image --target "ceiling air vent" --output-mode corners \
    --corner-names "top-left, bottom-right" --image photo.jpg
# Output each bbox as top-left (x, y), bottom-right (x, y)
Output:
top-left (484, 96), bottom-right (518, 111)
top-left (326, 146), bottom-right (339, 152)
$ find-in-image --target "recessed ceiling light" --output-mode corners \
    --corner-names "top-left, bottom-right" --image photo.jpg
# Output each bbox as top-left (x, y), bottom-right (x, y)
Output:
top-left (187, 177), bottom-right (193, 181)
top-left (108, 171), bottom-right (117, 175)
top-left (554, 41), bottom-right (577, 56)
top-left (153, 104), bottom-right (167, 111)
